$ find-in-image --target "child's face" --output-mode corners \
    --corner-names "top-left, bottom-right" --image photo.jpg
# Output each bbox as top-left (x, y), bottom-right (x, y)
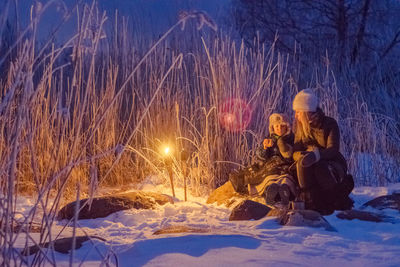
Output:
top-left (273, 124), bottom-right (288, 136)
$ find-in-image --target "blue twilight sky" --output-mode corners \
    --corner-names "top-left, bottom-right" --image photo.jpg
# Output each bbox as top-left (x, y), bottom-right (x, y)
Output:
top-left (6, 0), bottom-right (231, 43)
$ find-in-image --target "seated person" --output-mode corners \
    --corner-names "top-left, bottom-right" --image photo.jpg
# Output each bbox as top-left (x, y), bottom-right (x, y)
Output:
top-left (253, 113), bottom-right (297, 206)
top-left (228, 113), bottom-right (297, 206)
top-left (288, 89), bottom-right (354, 215)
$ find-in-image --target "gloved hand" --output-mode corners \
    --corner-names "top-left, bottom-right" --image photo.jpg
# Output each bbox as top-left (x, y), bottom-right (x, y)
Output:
top-left (300, 148), bottom-right (320, 167)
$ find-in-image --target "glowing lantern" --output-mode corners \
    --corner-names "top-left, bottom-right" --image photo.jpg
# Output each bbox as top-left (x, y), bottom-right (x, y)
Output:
top-left (164, 147), bottom-right (170, 155)
top-left (161, 144), bottom-right (175, 197)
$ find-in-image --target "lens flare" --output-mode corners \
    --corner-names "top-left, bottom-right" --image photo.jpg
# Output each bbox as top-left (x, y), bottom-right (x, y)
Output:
top-left (218, 98), bottom-right (252, 132)
top-left (164, 147), bottom-right (170, 155)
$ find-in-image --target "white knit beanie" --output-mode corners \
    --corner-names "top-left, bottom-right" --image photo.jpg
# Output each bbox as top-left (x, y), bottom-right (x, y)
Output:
top-left (269, 113), bottom-right (290, 135)
top-left (292, 89), bottom-right (319, 112)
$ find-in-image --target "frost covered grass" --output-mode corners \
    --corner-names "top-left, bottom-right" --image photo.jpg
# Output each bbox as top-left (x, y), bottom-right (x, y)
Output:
top-left (0, 2), bottom-right (398, 196)
top-left (0, 1), bottom-right (399, 266)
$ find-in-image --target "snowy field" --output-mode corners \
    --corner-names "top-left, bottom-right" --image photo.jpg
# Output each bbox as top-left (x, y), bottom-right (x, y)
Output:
top-left (13, 179), bottom-right (400, 267)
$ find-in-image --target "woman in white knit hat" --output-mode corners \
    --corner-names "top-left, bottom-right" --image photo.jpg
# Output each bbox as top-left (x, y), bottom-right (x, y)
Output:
top-left (288, 89), bottom-right (354, 215)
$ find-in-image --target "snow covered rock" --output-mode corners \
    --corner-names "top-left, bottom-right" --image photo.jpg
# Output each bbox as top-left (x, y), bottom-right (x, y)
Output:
top-left (57, 191), bottom-right (173, 220)
top-left (22, 236), bottom-right (106, 256)
top-left (206, 181), bottom-right (244, 207)
top-left (207, 181), bottom-right (267, 207)
top-left (279, 210), bottom-right (336, 231)
top-left (336, 209), bottom-right (396, 223)
top-left (361, 193), bottom-right (400, 211)
top-left (229, 200), bottom-right (271, 221)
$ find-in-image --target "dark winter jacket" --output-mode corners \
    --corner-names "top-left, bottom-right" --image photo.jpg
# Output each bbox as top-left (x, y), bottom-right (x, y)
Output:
top-left (255, 132), bottom-right (295, 177)
top-left (292, 108), bottom-right (347, 174)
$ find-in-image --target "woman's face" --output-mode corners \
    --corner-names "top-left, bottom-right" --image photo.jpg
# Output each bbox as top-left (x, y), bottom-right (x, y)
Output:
top-left (273, 123), bottom-right (288, 136)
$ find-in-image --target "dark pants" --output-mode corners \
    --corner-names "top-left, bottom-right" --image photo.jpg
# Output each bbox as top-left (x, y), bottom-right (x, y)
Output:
top-left (296, 159), bottom-right (341, 190)
top-left (296, 158), bottom-right (346, 212)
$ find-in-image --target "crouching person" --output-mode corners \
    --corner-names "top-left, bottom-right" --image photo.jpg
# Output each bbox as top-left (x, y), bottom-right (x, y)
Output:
top-left (291, 89), bottom-right (354, 215)
top-left (252, 113), bottom-right (298, 207)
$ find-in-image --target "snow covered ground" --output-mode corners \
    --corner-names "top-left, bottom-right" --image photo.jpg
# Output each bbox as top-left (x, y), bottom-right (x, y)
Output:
top-left (13, 178), bottom-right (400, 267)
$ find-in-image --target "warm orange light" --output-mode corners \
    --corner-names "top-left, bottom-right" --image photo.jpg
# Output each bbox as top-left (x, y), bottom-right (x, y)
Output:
top-left (224, 113), bottom-right (235, 124)
top-left (164, 147), bottom-right (170, 155)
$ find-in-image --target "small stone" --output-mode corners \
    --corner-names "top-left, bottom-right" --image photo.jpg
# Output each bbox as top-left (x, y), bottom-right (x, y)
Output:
top-left (22, 236), bottom-right (105, 256)
top-left (336, 209), bottom-right (395, 223)
top-left (229, 200), bottom-right (271, 221)
top-left (279, 210), bottom-right (336, 231)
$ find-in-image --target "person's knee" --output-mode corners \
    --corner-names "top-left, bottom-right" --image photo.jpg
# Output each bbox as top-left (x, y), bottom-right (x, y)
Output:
top-left (297, 156), bottom-right (306, 169)
top-left (296, 157), bottom-right (315, 188)
top-left (313, 160), bottom-right (329, 171)
top-left (312, 161), bottom-right (336, 188)
top-left (296, 157), bottom-right (309, 177)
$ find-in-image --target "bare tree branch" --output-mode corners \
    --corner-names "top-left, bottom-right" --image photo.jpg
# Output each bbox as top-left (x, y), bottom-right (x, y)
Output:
top-left (351, 0), bottom-right (371, 63)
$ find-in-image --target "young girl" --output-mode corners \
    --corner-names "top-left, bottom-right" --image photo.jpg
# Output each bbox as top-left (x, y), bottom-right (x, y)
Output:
top-left (252, 113), bottom-right (297, 206)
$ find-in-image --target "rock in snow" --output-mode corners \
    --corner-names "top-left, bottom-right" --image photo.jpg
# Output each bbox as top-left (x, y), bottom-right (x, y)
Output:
top-left (206, 181), bottom-right (267, 207)
top-left (22, 236), bottom-right (106, 256)
top-left (57, 191), bottom-right (173, 220)
top-left (206, 181), bottom-right (244, 207)
top-left (337, 209), bottom-right (396, 223)
top-left (361, 193), bottom-right (400, 211)
top-left (279, 210), bottom-right (336, 231)
top-left (229, 200), bottom-right (271, 221)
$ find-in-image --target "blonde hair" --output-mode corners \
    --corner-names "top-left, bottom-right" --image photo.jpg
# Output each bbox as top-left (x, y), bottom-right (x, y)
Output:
top-left (295, 111), bottom-right (313, 141)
